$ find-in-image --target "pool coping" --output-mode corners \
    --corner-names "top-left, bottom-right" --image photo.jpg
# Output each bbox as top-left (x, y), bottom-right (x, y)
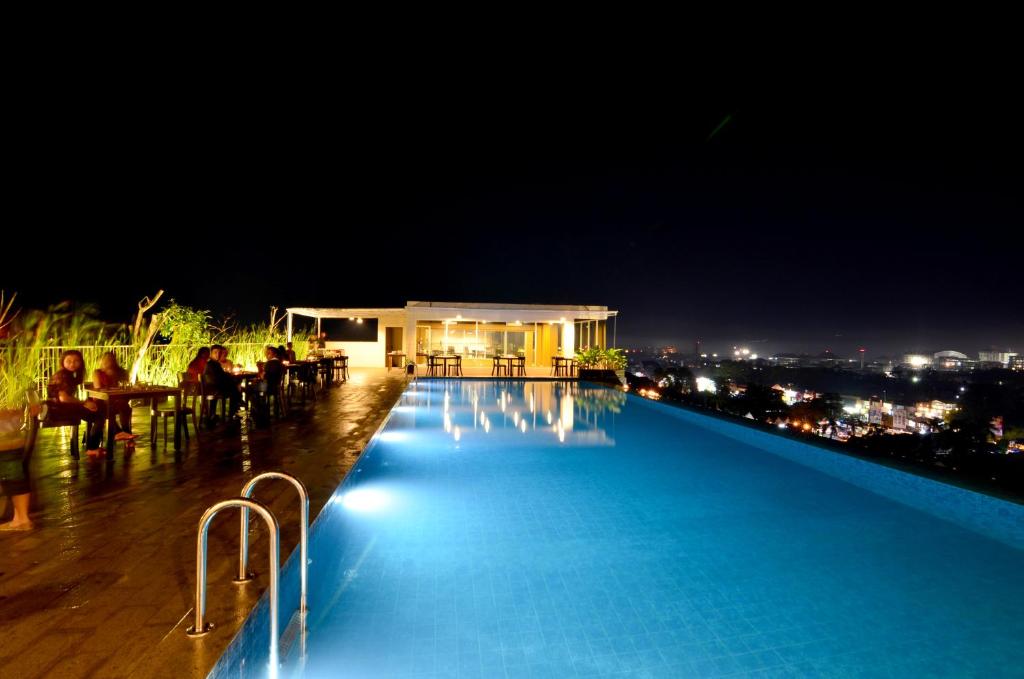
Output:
top-left (605, 384), bottom-right (1024, 507)
top-left (622, 387), bottom-right (1024, 551)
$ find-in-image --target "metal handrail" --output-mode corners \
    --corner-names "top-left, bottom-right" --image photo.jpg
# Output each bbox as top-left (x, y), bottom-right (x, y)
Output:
top-left (236, 472), bottom-right (310, 614)
top-left (187, 497), bottom-right (281, 669)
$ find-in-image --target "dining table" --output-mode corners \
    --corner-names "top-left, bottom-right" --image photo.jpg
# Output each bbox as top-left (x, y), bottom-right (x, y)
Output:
top-left (86, 384), bottom-right (183, 453)
top-left (428, 355), bottom-right (461, 376)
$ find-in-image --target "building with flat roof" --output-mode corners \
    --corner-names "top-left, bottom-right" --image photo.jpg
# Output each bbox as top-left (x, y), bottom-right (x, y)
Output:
top-left (286, 301), bottom-right (618, 368)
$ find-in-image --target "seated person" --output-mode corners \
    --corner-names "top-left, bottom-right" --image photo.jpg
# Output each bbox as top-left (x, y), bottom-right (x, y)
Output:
top-left (203, 345), bottom-right (240, 418)
top-left (47, 350), bottom-right (105, 456)
top-left (262, 346), bottom-right (285, 391)
top-left (284, 342), bottom-right (297, 363)
top-left (219, 346), bottom-right (234, 372)
top-left (186, 347), bottom-right (211, 381)
top-left (92, 351), bottom-right (135, 441)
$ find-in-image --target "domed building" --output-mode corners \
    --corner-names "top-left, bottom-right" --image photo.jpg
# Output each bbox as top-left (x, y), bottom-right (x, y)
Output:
top-left (933, 350), bottom-right (972, 371)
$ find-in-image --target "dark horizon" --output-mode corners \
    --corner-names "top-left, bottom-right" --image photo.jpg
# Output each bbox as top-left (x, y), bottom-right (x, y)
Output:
top-left (6, 75), bottom-right (1021, 358)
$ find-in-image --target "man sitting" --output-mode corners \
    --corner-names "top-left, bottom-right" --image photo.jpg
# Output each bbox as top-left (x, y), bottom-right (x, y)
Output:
top-left (203, 345), bottom-right (240, 420)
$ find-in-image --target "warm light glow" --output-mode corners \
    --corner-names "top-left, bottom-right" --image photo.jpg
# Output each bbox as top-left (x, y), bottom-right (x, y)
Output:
top-left (453, 426), bottom-right (461, 442)
top-left (696, 377), bottom-right (717, 393)
top-left (520, 419), bottom-right (527, 433)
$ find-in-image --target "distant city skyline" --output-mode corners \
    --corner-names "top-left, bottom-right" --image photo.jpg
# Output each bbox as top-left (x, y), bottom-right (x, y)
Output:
top-left (6, 82), bottom-right (1022, 357)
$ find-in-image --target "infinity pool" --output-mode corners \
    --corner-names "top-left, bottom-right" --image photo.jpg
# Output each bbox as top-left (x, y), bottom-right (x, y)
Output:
top-left (211, 380), bottom-right (1024, 678)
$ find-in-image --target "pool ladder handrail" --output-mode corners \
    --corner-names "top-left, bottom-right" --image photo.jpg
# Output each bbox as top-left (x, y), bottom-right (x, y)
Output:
top-left (186, 471), bottom-right (310, 672)
top-left (186, 497), bottom-right (281, 669)
top-left (236, 471), bottom-right (310, 614)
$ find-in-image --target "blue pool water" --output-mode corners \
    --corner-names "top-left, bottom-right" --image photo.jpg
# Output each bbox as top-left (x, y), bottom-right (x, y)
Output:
top-left (212, 380), bottom-right (1024, 678)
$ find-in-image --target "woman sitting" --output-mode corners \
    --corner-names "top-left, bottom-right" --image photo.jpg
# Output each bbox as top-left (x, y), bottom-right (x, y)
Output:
top-left (92, 352), bottom-right (135, 442)
top-left (219, 346), bottom-right (234, 371)
top-left (47, 350), bottom-right (105, 456)
top-left (186, 347), bottom-right (211, 381)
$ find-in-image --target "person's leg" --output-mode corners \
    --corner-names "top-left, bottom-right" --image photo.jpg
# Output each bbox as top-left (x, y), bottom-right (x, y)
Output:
top-left (84, 405), bottom-right (105, 452)
top-left (0, 469), bottom-right (33, 530)
top-left (4, 493), bottom-right (32, 528)
top-left (117, 403), bottom-right (133, 434)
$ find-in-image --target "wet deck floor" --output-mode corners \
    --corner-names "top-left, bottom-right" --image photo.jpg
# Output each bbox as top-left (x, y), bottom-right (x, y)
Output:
top-left (0, 369), bottom-right (408, 678)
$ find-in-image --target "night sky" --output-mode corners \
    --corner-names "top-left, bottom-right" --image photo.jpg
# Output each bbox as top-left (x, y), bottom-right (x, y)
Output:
top-left (7, 72), bottom-right (1022, 358)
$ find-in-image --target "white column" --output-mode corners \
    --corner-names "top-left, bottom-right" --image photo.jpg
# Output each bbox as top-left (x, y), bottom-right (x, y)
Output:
top-left (561, 321), bottom-right (574, 358)
top-left (287, 312), bottom-right (293, 342)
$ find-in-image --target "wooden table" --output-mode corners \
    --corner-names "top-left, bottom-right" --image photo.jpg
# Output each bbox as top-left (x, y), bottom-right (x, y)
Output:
top-left (386, 352), bottom-right (406, 371)
top-left (86, 385), bottom-right (182, 453)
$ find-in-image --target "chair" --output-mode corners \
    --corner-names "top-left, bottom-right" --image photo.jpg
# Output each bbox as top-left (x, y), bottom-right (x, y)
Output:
top-left (513, 356), bottom-right (526, 377)
top-left (331, 357), bottom-right (346, 383)
top-left (256, 367), bottom-right (288, 420)
top-left (428, 355), bottom-right (442, 377)
top-left (32, 389), bottom-right (85, 459)
top-left (179, 373), bottom-right (200, 437)
top-left (155, 376), bottom-right (196, 446)
top-left (265, 381), bottom-right (287, 419)
top-left (199, 376), bottom-right (227, 429)
top-left (491, 356), bottom-right (507, 377)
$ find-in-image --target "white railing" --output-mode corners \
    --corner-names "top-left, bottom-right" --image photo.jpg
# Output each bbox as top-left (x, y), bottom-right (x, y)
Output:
top-left (30, 343), bottom-right (268, 392)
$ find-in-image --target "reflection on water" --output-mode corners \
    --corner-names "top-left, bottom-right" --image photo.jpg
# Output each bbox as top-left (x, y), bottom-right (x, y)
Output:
top-left (401, 380), bottom-right (624, 447)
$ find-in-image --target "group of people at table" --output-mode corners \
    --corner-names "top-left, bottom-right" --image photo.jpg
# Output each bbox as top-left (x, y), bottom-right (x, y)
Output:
top-left (45, 342), bottom-right (302, 457)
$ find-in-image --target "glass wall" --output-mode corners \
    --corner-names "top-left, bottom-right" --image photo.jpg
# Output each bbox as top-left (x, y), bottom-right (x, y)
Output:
top-left (573, 320), bottom-right (607, 352)
top-left (414, 321), bottom-right (542, 366)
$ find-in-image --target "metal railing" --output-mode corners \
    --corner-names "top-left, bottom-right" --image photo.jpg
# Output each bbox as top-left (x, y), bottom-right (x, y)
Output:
top-left (187, 497), bottom-right (281, 669)
top-left (186, 471), bottom-right (310, 673)
top-left (236, 472), bottom-right (310, 614)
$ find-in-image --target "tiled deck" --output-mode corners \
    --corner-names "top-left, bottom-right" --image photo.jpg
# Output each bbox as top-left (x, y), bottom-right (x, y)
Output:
top-left (0, 369), bottom-right (408, 679)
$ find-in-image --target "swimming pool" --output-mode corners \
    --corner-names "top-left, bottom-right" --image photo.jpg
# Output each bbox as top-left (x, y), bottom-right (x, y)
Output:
top-left (211, 380), bottom-right (1024, 678)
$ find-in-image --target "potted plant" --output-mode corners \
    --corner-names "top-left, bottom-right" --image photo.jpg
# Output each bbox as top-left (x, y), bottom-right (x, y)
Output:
top-left (575, 347), bottom-right (627, 387)
top-left (0, 291), bottom-right (33, 449)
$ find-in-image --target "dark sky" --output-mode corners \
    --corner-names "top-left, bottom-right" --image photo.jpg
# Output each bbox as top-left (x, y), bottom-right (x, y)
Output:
top-left (6, 66), bottom-right (1022, 358)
